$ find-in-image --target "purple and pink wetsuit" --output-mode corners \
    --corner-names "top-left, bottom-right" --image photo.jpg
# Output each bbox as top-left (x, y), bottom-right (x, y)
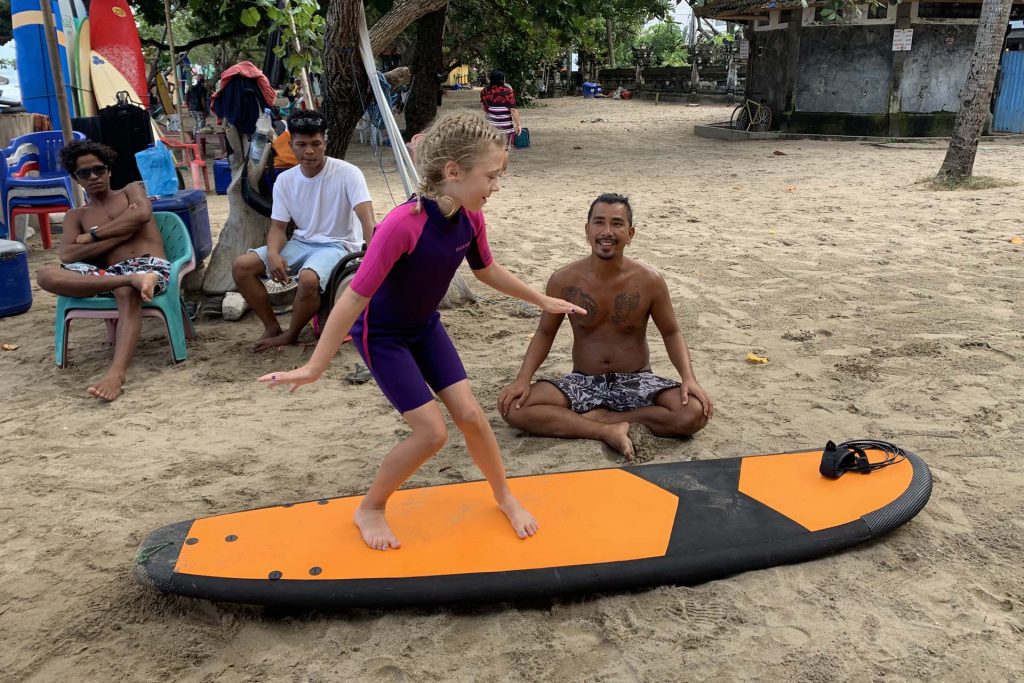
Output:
top-left (349, 197), bottom-right (493, 413)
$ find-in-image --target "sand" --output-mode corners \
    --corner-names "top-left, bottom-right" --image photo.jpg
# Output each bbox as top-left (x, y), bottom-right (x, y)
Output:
top-left (1, 89), bottom-right (1022, 681)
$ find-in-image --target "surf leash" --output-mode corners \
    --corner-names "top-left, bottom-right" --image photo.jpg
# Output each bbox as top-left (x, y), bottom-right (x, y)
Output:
top-left (819, 439), bottom-right (907, 479)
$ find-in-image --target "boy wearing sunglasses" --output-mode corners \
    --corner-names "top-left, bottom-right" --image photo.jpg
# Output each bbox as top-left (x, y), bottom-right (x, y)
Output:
top-left (36, 141), bottom-right (169, 402)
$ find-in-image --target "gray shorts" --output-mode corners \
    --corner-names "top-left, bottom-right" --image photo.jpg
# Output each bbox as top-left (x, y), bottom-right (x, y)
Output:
top-left (542, 371), bottom-right (680, 414)
top-left (249, 237), bottom-right (352, 293)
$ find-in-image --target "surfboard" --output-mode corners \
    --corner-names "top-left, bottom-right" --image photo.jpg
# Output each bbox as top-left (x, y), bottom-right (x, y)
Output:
top-left (90, 51), bottom-right (162, 142)
top-left (89, 50), bottom-right (142, 107)
top-left (135, 443), bottom-right (932, 608)
top-left (56, 0), bottom-right (86, 113)
top-left (11, 0), bottom-right (76, 120)
top-left (89, 0), bottom-right (148, 107)
top-left (155, 71), bottom-right (174, 115)
top-left (74, 17), bottom-right (97, 116)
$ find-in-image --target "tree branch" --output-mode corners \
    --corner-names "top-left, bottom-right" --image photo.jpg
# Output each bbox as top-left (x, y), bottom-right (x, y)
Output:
top-left (443, 32), bottom-right (488, 72)
top-left (369, 0), bottom-right (449, 54)
top-left (141, 28), bottom-right (256, 54)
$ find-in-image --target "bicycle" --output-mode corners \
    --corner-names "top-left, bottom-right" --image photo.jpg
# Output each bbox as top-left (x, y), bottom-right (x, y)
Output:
top-left (731, 95), bottom-right (773, 132)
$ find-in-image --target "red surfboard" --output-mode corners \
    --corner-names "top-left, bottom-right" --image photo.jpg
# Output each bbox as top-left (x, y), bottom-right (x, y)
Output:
top-left (89, 0), bottom-right (148, 106)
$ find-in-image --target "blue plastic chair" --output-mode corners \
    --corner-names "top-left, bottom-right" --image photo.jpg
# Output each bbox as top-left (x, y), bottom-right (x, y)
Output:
top-left (1, 131), bottom-right (84, 239)
top-left (1, 131), bottom-right (84, 238)
top-left (54, 212), bottom-right (197, 367)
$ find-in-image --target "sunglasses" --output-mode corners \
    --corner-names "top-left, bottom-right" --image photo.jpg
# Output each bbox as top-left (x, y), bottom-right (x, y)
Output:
top-left (74, 165), bottom-right (109, 180)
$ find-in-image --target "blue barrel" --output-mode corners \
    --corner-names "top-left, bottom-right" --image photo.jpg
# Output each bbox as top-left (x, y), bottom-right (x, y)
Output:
top-left (151, 190), bottom-right (213, 262)
top-left (213, 159), bottom-right (231, 195)
top-left (12, 0), bottom-right (77, 120)
top-left (0, 239), bottom-right (33, 318)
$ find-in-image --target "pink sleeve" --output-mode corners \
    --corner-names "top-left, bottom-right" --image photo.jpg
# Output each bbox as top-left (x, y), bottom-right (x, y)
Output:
top-left (350, 204), bottom-right (426, 298)
top-left (464, 210), bottom-right (493, 270)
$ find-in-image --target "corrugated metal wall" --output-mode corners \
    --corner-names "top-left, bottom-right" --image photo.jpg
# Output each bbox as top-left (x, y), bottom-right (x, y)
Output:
top-left (994, 51), bottom-right (1024, 134)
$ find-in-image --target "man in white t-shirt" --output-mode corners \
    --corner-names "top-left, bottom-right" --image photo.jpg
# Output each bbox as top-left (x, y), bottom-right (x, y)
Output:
top-left (232, 109), bottom-right (375, 351)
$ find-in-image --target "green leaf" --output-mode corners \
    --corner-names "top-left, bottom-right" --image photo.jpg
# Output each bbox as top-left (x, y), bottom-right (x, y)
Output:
top-left (240, 7), bottom-right (261, 27)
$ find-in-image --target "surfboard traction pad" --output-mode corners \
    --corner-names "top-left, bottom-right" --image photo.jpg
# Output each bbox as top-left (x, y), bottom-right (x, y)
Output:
top-left (134, 448), bottom-right (931, 608)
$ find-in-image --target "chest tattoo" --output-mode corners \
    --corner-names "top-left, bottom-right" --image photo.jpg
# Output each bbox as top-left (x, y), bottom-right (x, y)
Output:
top-left (612, 291), bottom-right (641, 325)
top-left (561, 286), bottom-right (597, 324)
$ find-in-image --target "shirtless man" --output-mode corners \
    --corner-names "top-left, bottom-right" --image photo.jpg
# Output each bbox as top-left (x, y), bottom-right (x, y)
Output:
top-left (36, 141), bottom-right (168, 402)
top-left (498, 193), bottom-right (713, 459)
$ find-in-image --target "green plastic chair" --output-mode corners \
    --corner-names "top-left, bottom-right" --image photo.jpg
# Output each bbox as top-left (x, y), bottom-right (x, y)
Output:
top-left (54, 212), bottom-right (197, 367)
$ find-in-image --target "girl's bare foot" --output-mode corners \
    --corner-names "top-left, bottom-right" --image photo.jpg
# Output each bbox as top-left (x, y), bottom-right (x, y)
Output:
top-left (130, 272), bottom-right (159, 302)
top-left (354, 505), bottom-right (401, 550)
top-left (497, 494), bottom-right (539, 538)
top-left (87, 372), bottom-right (124, 401)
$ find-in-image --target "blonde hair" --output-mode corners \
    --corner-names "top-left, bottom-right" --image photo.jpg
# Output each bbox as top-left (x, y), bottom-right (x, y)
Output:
top-left (412, 113), bottom-right (504, 216)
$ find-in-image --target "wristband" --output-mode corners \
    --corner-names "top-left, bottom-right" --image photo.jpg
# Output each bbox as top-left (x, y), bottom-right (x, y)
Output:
top-left (89, 227), bottom-right (101, 240)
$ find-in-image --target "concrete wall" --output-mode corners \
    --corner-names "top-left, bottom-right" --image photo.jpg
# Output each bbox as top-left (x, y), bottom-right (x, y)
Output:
top-left (898, 25), bottom-right (977, 113)
top-left (796, 25), bottom-right (893, 113)
top-left (749, 29), bottom-right (791, 113)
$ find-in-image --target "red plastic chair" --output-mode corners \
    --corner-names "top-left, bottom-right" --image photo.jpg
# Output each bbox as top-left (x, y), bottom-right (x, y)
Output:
top-left (7, 202), bottom-right (69, 249)
top-left (156, 130), bottom-right (210, 192)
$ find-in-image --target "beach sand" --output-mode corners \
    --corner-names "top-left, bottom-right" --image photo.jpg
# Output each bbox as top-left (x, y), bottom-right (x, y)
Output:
top-left (1, 90), bottom-right (1022, 681)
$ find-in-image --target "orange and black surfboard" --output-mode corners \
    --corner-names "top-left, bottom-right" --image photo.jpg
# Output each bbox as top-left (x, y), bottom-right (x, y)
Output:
top-left (134, 444), bottom-right (931, 607)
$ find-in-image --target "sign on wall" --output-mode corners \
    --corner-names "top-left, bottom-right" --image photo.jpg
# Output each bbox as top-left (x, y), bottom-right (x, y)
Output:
top-left (739, 40), bottom-right (750, 60)
top-left (892, 29), bottom-right (914, 51)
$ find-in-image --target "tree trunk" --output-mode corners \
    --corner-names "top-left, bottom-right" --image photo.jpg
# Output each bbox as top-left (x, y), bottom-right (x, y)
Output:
top-left (404, 6), bottom-right (448, 138)
top-left (606, 17), bottom-right (615, 68)
top-left (202, 125), bottom-right (270, 295)
top-left (937, 0), bottom-right (1013, 178)
top-left (323, 0), bottom-right (448, 159)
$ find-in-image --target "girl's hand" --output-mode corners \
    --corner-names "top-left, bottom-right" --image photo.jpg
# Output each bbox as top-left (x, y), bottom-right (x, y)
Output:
top-left (258, 365), bottom-right (323, 393)
top-left (540, 296), bottom-right (587, 316)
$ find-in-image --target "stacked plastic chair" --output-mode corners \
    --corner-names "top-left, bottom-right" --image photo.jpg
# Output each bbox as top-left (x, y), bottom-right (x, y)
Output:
top-left (54, 212), bottom-right (197, 367)
top-left (1, 131), bottom-right (85, 248)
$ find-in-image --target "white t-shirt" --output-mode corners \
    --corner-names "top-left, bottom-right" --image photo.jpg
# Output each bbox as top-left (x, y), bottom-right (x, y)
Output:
top-left (271, 157), bottom-right (372, 252)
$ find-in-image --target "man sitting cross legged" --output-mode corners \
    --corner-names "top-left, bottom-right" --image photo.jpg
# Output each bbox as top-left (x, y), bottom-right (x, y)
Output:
top-left (232, 109), bottom-right (375, 351)
top-left (36, 141), bottom-right (169, 402)
top-left (498, 193), bottom-right (713, 460)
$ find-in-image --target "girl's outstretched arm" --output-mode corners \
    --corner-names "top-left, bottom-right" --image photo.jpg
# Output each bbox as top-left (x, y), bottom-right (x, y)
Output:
top-left (473, 262), bottom-right (586, 316)
top-left (258, 287), bottom-right (369, 392)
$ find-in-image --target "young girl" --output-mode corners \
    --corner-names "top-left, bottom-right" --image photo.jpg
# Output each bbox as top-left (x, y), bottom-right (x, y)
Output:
top-left (260, 113), bottom-right (584, 551)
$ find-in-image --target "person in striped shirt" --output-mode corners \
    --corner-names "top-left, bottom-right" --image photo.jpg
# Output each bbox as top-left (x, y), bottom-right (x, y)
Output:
top-left (480, 70), bottom-right (522, 149)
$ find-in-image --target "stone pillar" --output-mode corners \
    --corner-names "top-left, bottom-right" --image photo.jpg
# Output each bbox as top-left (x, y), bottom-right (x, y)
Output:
top-left (783, 12), bottom-right (802, 114)
top-left (887, 2), bottom-right (915, 136)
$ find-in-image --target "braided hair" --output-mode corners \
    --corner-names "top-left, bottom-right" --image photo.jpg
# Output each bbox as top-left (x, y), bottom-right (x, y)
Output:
top-left (412, 113), bottom-right (504, 216)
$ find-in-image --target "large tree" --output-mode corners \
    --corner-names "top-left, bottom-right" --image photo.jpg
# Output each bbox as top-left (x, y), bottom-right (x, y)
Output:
top-left (402, 5), bottom-right (448, 137)
top-left (323, 0), bottom-right (448, 158)
top-left (937, 0), bottom-right (1015, 179)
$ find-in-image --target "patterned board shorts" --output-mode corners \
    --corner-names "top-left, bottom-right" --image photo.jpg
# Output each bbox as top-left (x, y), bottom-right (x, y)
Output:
top-left (542, 371), bottom-right (681, 414)
top-left (61, 256), bottom-right (171, 297)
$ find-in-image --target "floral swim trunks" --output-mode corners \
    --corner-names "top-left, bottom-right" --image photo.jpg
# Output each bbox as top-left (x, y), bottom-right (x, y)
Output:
top-left (61, 256), bottom-right (171, 297)
top-left (541, 371), bottom-right (680, 414)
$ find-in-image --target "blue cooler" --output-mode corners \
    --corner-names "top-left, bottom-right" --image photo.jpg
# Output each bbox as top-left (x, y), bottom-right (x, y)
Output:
top-left (151, 189), bottom-right (213, 262)
top-left (0, 239), bottom-right (32, 318)
top-left (213, 159), bottom-right (231, 195)
top-left (583, 82), bottom-right (598, 98)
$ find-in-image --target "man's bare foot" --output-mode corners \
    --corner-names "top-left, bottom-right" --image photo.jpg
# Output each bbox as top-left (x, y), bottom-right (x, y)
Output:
top-left (354, 505), bottom-right (401, 550)
top-left (497, 494), bottom-right (539, 539)
top-left (626, 423), bottom-right (656, 463)
top-left (601, 421), bottom-right (635, 460)
top-left (130, 272), bottom-right (159, 302)
top-left (86, 372), bottom-right (124, 401)
top-left (253, 331), bottom-right (298, 353)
